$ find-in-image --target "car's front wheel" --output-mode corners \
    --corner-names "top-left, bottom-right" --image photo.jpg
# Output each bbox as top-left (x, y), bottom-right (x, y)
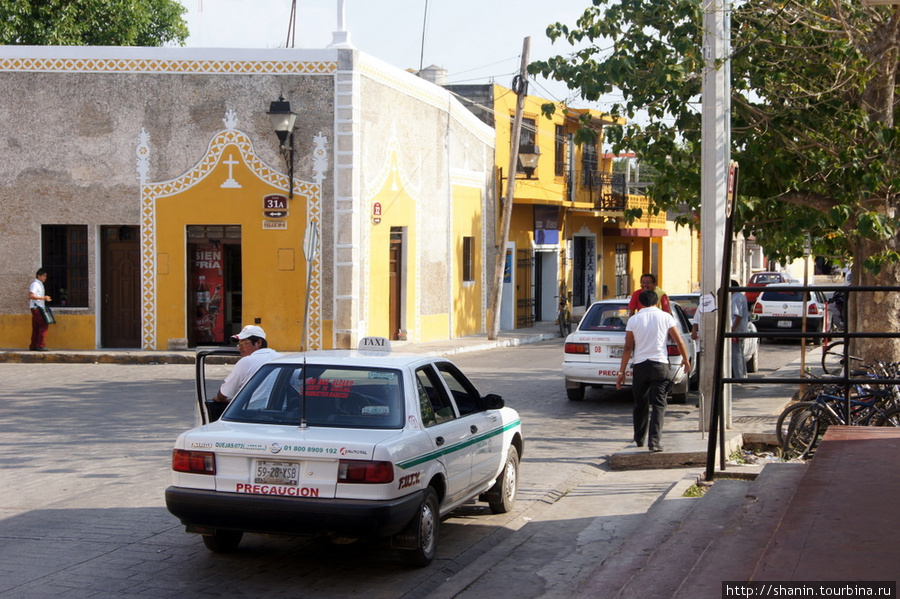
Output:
top-left (401, 487), bottom-right (440, 567)
top-left (201, 529), bottom-right (243, 553)
top-left (487, 445), bottom-right (519, 514)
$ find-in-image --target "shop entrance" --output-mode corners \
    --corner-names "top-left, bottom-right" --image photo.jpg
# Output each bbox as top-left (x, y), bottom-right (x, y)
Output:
top-left (187, 225), bottom-right (242, 346)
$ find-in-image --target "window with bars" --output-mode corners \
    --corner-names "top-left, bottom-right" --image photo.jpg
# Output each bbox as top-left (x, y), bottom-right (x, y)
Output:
top-left (581, 140), bottom-right (598, 186)
top-left (513, 117), bottom-right (537, 176)
top-left (42, 225), bottom-right (89, 307)
top-left (555, 125), bottom-right (566, 177)
top-left (462, 236), bottom-right (474, 282)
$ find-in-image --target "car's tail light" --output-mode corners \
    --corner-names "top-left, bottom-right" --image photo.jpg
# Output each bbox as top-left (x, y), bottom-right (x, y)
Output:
top-left (809, 304), bottom-right (819, 315)
top-left (565, 342), bottom-right (589, 355)
top-left (338, 460), bottom-right (394, 484)
top-left (753, 302), bottom-right (762, 314)
top-left (666, 345), bottom-right (680, 356)
top-left (172, 449), bottom-right (216, 475)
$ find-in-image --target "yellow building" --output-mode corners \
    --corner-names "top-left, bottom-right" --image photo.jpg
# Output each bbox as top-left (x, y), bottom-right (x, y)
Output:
top-left (447, 84), bottom-right (699, 327)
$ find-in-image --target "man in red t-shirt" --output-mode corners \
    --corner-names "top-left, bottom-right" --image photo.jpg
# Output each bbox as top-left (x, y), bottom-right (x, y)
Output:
top-left (628, 273), bottom-right (670, 315)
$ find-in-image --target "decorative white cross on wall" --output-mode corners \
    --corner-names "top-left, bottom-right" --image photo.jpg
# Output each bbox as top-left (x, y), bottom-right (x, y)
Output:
top-left (221, 153), bottom-right (242, 188)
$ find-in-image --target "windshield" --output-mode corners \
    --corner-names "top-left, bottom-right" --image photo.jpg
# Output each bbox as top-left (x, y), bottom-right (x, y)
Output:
top-left (579, 304), bottom-right (629, 331)
top-left (222, 364), bottom-right (405, 429)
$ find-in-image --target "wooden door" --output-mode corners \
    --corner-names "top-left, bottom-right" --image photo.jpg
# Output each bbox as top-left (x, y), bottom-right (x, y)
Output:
top-left (101, 226), bottom-right (140, 348)
top-left (389, 230), bottom-right (403, 340)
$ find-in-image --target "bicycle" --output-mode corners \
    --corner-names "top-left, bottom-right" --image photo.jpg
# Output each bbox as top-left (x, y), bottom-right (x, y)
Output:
top-left (777, 360), bottom-right (900, 448)
top-left (556, 294), bottom-right (572, 338)
top-left (782, 385), bottom-right (900, 459)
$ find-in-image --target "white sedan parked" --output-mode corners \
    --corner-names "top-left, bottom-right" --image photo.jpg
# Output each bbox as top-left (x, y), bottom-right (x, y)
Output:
top-left (563, 299), bottom-right (699, 402)
top-left (165, 339), bottom-right (523, 566)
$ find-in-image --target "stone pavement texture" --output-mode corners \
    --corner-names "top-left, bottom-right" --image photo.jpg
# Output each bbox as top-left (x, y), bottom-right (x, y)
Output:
top-left (3, 324), bottom-right (897, 597)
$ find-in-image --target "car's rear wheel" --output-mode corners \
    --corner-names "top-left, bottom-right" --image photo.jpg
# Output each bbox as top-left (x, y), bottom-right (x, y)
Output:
top-left (487, 445), bottom-right (519, 514)
top-left (201, 529), bottom-right (243, 553)
top-left (401, 487), bottom-right (440, 567)
top-left (566, 384), bottom-right (585, 401)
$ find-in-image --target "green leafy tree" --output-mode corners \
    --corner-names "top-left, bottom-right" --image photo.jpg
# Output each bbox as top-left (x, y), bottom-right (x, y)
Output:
top-left (0, 0), bottom-right (189, 46)
top-left (530, 0), bottom-right (900, 359)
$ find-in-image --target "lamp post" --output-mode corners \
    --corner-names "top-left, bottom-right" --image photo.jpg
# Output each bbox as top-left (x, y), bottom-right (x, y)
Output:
top-left (517, 144), bottom-right (541, 179)
top-left (267, 96), bottom-right (299, 198)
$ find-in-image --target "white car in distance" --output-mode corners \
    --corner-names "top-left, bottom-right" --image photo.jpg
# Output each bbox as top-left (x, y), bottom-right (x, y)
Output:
top-left (562, 299), bottom-right (698, 402)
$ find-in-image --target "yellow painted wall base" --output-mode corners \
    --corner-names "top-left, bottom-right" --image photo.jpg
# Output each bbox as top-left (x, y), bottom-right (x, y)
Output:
top-left (417, 313), bottom-right (451, 343)
top-left (0, 314), bottom-right (96, 349)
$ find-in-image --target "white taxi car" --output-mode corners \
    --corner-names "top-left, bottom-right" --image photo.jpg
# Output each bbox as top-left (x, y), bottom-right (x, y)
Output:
top-left (165, 338), bottom-right (523, 567)
top-left (562, 299), bottom-right (698, 402)
top-left (750, 284), bottom-right (828, 342)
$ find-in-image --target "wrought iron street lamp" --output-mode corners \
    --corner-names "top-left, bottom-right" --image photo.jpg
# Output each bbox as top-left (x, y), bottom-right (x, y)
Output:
top-left (267, 95), bottom-right (299, 198)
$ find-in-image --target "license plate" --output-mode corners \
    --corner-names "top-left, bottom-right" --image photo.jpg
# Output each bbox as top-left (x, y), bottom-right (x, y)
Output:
top-left (254, 460), bottom-right (300, 486)
top-left (777, 320), bottom-right (792, 328)
top-left (609, 347), bottom-right (624, 358)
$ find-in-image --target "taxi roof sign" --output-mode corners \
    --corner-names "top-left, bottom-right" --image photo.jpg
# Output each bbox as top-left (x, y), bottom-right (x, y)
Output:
top-left (358, 336), bottom-right (392, 352)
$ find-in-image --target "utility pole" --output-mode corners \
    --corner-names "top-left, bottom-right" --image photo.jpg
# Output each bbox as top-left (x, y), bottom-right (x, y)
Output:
top-left (699, 0), bottom-right (731, 431)
top-left (488, 37), bottom-right (530, 340)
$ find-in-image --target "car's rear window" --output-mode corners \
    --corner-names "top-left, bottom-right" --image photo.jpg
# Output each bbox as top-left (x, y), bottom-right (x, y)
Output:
top-left (578, 305), bottom-right (629, 331)
top-left (223, 364), bottom-right (405, 429)
top-left (760, 290), bottom-right (808, 302)
top-left (670, 296), bottom-right (699, 317)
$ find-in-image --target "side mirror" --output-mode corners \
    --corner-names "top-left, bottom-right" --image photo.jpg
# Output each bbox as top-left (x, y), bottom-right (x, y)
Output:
top-left (482, 393), bottom-right (505, 409)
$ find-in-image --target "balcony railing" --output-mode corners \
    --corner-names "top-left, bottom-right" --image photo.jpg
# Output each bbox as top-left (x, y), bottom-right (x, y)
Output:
top-left (573, 171), bottom-right (627, 211)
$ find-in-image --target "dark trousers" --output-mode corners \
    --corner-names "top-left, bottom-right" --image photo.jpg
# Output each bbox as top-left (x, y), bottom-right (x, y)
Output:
top-left (30, 308), bottom-right (48, 349)
top-left (632, 360), bottom-right (670, 448)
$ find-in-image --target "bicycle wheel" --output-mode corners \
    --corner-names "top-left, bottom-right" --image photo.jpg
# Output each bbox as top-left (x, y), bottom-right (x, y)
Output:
top-left (783, 406), bottom-right (836, 460)
top-left (776, 401), bottom-right (813, 447)
top-left (821, 341), bottom-right (845, 375)
top-left (558, 309), bottom-right (571, 337)
top-left (872, 407), bottom-right (900, 427)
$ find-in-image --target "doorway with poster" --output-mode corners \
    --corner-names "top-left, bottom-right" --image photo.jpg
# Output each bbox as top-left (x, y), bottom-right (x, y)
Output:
top-left (187, 225), bottom-right (242, 347)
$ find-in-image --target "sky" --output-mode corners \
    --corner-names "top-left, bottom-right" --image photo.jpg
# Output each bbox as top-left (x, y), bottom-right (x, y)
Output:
top-left (178, 0), bottom-right (617, 110)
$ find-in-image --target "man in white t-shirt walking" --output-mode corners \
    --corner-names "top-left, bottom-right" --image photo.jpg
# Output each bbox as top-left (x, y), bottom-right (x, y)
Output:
top-left (214, 325), bottom-right (281, 403)
top-left (616, 290), bottom-right (691, 452)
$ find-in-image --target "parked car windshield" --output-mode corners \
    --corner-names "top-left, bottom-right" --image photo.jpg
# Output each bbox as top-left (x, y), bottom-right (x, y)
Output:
top-left (223, 364), bottom-right (405, 429)
top-left (579, 304), bottom-right (630, 331)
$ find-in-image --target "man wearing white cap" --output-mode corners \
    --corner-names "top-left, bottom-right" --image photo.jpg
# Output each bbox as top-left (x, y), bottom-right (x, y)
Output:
top-left (214, 325), bottom-right (281, 403)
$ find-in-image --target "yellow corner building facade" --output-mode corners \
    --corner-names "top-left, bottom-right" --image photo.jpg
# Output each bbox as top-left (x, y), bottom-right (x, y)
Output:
top-left (0, 46), bottom-right (494, 351)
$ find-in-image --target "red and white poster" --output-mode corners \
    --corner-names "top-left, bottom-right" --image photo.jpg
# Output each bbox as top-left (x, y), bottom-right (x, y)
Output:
top-left (191, 241), bottom-right (225, 343)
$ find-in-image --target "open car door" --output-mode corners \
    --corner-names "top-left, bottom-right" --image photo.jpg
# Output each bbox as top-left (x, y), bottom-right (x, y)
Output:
top-left (195, 347), bottom-right (241, 425)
